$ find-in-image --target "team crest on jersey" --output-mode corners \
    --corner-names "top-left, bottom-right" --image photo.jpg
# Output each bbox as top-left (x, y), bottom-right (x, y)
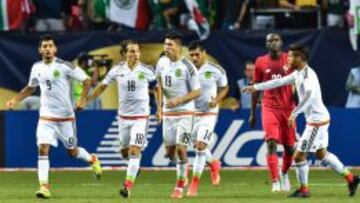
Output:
top-left (53, 70), bottom-right (61, 78)
top-left (205, 71), bottom-right (212, 79)
top-left (138, 72), bottom-right (145, 80)
top-left (175, 69), bottom-right (182, 78)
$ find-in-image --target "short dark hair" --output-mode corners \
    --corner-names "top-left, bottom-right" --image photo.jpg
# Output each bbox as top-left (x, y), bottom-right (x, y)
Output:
top-left (188, 40), bottom-right (205, 51)
top-left (120, 40), bottom-right (140, 56)
top-left (245, 60), bottom-right (254, 66)
top-left (289, 43), bottom-right (309, 61)
top-left (38, 34), bottom-right (56, 47)
top-left (165, 31), bottom-right (183, 45)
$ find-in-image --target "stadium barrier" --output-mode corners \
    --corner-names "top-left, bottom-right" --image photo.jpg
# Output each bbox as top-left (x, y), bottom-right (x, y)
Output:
top-left (1, 108), bottom-right (360, 168)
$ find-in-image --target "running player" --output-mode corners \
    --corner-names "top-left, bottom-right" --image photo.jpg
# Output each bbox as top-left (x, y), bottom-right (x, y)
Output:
top-left (243, 43), bottom-right (360, 198)
top-left (250, 33), bottom-right (296, 192)
top-left (186, 41), bottom-right (229, 197)
top-left (6, 34), bottom-right (102, 199)
top-left (86, 40), bottom-right (156, 199)
top-left (154, 32), bottom-right (201, 199)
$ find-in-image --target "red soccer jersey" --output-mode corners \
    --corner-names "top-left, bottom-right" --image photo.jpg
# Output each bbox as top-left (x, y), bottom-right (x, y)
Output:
top-left (254, 52), bottom-right (296, 110)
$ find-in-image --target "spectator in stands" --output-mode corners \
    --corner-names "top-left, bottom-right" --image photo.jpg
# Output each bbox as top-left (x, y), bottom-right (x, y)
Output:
top-left (222, 0), bottom-right (250, 30)
top-left (236, 60), bottom-right (255, 109)
top-left (148, 0), bottom-right (182, 30)
top-left (322, 0), bottom-right (347, 27)
top-left (279, 0), bottom-right (319, 28)
top-left (33, 0), bottom-right (68, 31)
top-left (250, 0), bottom-right (279, 30)
top-left (348, 0), bottom-right (360, 51)
top-left (345, 66), bottom-right (360, 108)
top-left (279, 0), bottom-right (317, 9)
top-left (79, 0), bottom-right (110, 30)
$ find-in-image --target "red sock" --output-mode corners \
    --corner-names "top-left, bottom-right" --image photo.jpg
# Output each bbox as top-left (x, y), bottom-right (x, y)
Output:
top-left (267, 154), bottom-right (279, 182)
top-left (345, 173), bottom-right (354, 184)
top-left (281, 150), bottom-right (293, 174)
top-left (192, 176), bottom-right (200, 184)
top-left (176, 179), bottom-right (185, 188)
top-left (124, 180), bottom-right (134, 190)
top-left (299, 185), bottom-right (309, 193)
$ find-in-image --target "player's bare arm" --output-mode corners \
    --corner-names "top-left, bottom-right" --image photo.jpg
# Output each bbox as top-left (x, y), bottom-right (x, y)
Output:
top-left (166, 88), bottom-right (201, 108)
top-left (249, 91), bottom-right (259, 129)
top-left (154, 81), bottom-right (163, 122)
top-left (242, 86), bottom-right (257, 94)
top-left (75, 78), bottom-right (91, 111)
top-left (87, 83), bottom-right (108, 102)
top-left (209, 86), bottom-right (229, 108)
top-left (6, 85), bottom-right (37, 109)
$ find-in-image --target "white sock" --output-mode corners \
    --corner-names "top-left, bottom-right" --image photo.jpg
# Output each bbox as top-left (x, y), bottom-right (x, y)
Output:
top-left (205, 148), bottom-right (214, 163)
top-left (76, 147), bottom-right (92, 163)
top-left (126, 155), bottom-right (140, 182)
top-left (177, 160), bottom-right (187, 181)
top-left (38, 156), bottom-right (49, 185)
top-left (193, 150), bottom-right (206, 178)
top-left (321, 152), bottom-right (347, 175)
top-left (295, 161), bottom-right (309, 186)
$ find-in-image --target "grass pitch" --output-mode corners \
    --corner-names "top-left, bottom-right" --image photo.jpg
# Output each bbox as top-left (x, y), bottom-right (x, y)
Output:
top-left (0, 169), bottom-right (359, 203)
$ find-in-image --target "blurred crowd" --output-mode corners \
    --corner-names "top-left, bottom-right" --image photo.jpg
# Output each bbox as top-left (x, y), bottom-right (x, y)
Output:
top-left (2, 0), bottom-right (352, 32)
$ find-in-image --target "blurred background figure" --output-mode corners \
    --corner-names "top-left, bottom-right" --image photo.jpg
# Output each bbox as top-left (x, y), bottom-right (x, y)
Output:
top-left (236, 60), bottom-right (255, 109)
top-left (346, 65), bottom-right (360, 107)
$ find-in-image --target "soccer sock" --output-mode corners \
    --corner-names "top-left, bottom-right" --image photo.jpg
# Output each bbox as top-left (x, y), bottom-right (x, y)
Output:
top-left (266, 154), bottom-right (279, 182)
top-left (295, 160), bottom-right (309, 190)
top-left (205, 148), bottom-right (214, 164)
top-left (176, 160), bottom-right (187, 189)
top-left (192, 150), bottom-right (206, 179)
top-left (38, 156), bottom-right (50, 185)
top-left (124, 155), bottom-right (140, 190)
top-left (75, 147), bottom-right (92, 163)
top-left (281, 150), bottom-right (293, 174)
top-left (321, 152), bottom-right (354, 183)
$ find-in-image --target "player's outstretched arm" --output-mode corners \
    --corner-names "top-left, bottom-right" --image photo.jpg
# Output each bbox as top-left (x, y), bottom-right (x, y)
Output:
top-left (166, 88), bottom-right (201, 109)
top-left (87, 83), bottom-right (108, 102)
top-left (253, 73), bottom-right (295, 91)
top-left (6, 86), bottom-right (36, 109)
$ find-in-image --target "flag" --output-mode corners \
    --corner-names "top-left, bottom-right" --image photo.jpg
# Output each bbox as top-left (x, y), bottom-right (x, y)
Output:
top-left (107, 0), bottom-right (150, 30)
top-left (184, 0), bottom-right (210, 40)
top-left (0, 0), bottom-right (32, 31)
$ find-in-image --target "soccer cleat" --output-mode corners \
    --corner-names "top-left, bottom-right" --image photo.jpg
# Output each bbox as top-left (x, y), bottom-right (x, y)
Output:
top-left (170, 188), bottom-right (183, 199)
top-left (348, 175), bottom-right (360, 197)
top-left (119, 187), bottom-right (130, 199)
top-left (288, 189), bottom-right (310, 198)
top-left (91, 154), bottom-right (102, 180)
top-left (209, 160), bottom-right (221, 186)
top-left (186, 179), bottom-right (199, 197)
top-left (279, 171), bottom-right (291, 192)
top-left (271, 181), bottom-right (281, 192)
top-left (35, 184), bottom-right (51, 199)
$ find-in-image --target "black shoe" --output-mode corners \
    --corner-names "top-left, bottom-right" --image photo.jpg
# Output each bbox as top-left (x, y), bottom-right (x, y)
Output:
top-left (348, 175), bottom-right (360, 197)
top-left (288, 189), bottom-right (310, 198)
top-left (119, 187), bottom-right (130, 199)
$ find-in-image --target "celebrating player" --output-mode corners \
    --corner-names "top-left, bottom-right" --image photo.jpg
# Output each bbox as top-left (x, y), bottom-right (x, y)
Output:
top-left (250, 33), bottom-right (296, 192)
top-left (154, 32), bottom-right (201, 199)
top-left (6, 34), bottom-right (102, 199)
top-left (243, 43), bottom-right (360, 198)
top-left (86, 40), bottom-right (156, 199)
top-left (186, 41), bottom-right (229, 197)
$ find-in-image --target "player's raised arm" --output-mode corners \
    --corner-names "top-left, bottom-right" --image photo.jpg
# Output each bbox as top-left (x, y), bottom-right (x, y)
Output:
top-left (253, 73), bottom-right (296, 91)
top-left (6, 86), bottom-right (37, 109)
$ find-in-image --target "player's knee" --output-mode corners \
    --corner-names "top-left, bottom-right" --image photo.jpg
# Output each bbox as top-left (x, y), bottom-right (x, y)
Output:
top-left (284, 145), bottom-right (295, 155)
top-left (120, 149), bottom-right (129, 159)
top-left (294, 151), bottom-right (306, 163)
top-left (67, 148), bottom-right (78, 158)
top-left (267, 139), bottom-right (278, 154)
top-left (315, 149), bottom-right (327, 160)
top-left (165, 146), bottom-right (176, 159)
top-left (196, 142), bottom-right (207, 151)
top-left (128, 146), bottom-right (141, 157)
top-left (176, 145), bottom-right (187, 160)
top-left (38, 145), bottom-right (49, 156)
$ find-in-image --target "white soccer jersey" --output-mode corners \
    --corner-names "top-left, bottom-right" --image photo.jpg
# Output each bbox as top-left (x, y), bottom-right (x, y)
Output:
top-left (28, 58), bottom-right (89, 118)
top-left (195, 61), bottom-right (228, 113)
top-left (156, 56), bottom-right (201, 112)
top-left (254, 65), bottom-right (330, 123)
top-left (102, 62), bottom-right (156, 116)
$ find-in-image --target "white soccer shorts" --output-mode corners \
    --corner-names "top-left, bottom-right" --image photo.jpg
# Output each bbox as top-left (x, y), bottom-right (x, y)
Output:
top-left (296, 123), bottom-right (329, 153)
top-left (118, 117), bottom-right (148, 150)
top-left (191, 114), bottom-right (217, 145)
top-left (162, 115), bottom-right (193, 146)
top-left (36, 120), bottom-right (77, 149)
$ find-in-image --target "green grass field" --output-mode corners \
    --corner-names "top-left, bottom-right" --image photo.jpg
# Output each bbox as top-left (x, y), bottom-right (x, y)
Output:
top-left (0, 169), bottom-right (359, 203)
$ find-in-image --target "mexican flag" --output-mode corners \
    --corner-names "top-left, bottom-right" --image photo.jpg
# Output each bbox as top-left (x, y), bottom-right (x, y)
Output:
top-left (0, 0), bottom-right (32, 31)
top-left (106, 0), bottom-right (150, 30)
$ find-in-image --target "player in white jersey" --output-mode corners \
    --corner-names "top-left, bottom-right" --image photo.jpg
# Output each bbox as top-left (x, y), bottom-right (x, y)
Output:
top-left (154, 32), bottom-right (201, 199)
top-left (6, 35), bottom-right (102, 199)
top-left (186, 41), bottom-right (229, 197)
top-left (86, 40), bottom-right (156, 199)
top-left (243, 44), bottom-right (360, 198)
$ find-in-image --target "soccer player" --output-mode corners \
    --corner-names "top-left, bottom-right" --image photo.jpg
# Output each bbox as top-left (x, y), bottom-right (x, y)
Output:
top-left (6, 34), bottom-right (102, 199)
top-left (86, 40), bottom-right (156, 199)
top-left (154, 32), bottom-right (201, 199)
top-left (186, 41), bottom-right (229, 197)
top-left (243, 43), bottom-right (360, 198)
top-left (250, 33), bottom-right (296, 192)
